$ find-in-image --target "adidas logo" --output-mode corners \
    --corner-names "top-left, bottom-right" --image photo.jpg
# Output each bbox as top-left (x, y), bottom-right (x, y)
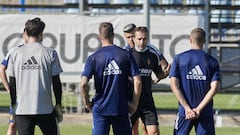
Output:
top-left (186, 65), bottom-right (206, 80)
top-left (139, 68), bottom-right (152, 77)
top-left (21, 56), bottom-right (41, 70)
top-left (103, 60), bottom-right (122, 76)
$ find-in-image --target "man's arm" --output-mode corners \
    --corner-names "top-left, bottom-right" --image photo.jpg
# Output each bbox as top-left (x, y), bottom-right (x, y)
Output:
top-left (9, 76), bottom-right (16, 106)
top-left (170, 77), bottom-right (196, 120)
top-left (128, 75), bottom-right (142, 115)
top-left (158, 58), bottom-right (171, 80)
top-left (152, 58), bottom-right (171, 84)
top-left (193, 80), bottom-right (220, 117)
top-left (160, 58), bottom-right (170, 74)
top-left (52, 75), bottom-right (62, 106)
top-left (0, 65), bottom-right (10, 92)
top-left (52, 74), bottom-right (63, 122)
top-left (148, 44), bottom-right (170, 81)
top-left (80, 76), bottom-right (92, 111)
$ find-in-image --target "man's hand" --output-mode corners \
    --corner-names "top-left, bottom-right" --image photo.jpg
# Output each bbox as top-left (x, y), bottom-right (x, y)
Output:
top-left (85, 102), bottom-right (92, 112)
top-left (185, 107), bottom-right (198, 120)
top-left (128, 101), bottom-right (138, 115)
top-left (54, 104), bottom-right (63, 123)
top-left (162, 63), bottom-right (171, 78)
top-left (192, 108), bottom-right (200, 118)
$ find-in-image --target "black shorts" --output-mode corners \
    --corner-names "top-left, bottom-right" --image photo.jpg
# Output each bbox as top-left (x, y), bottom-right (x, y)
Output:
top-left (16, 112), bottom-right (58, 135)
top-left (131, 104), bottom-right (159, 126)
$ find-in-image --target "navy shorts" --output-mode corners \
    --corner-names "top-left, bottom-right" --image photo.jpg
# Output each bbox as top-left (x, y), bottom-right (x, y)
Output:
top-left (92, 113), bottom-right (131, 135)
top-left (131, 104), bottom-right (159, 126)
top-left (174, 113), bottom-right (215, 135)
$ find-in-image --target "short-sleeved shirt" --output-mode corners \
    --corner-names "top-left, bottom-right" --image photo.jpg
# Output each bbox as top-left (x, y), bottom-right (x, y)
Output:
top-left (7, 42), bottom-right (63, 115)
top-left (130, 48), bottom-right (162, 108)
top-left (1, 45), bottom-right (23, 67)
top-left (169, 49), bottom-right (220, 117)
top-left (82, 45), bottom-right (139, 116)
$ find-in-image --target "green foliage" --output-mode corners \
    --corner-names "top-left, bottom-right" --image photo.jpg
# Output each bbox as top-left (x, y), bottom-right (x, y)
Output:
top-left (0, 92), bottom-right (10, 108)
top-left (0, 92), bottom-right (79, 109)
top-left (213, 94), bottom-right (240, 110)
top-left (153, 93), bottom-right (240, 111)
top-left (61, 93), bottom-right (78, 108)
top-left (153, 93), bottom-right (178, 109)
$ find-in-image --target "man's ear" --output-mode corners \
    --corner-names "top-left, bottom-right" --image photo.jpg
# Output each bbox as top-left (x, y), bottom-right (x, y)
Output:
top-left (98, 34), bottom-right (102, 41)
top-left (189, 37), bottom-right (193, 44)
top-left (39, 33), bottom-right (43, 42)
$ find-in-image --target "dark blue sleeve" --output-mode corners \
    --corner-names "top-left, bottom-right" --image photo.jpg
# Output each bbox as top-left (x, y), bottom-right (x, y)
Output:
top-left (1, 59), bottom-right (8, 67)
top-left (148, 44), bottom-right (164, 60)
top-left (82, 56), bottom-right (94, 79)
top-left (1, 52), bottom-right (10, 67)
top-left (129, 52), bottom-right (140, 77)
top-left (1, 45), bottom-right (23, 68)
top-left (211, 59), bottom-right (220, 82)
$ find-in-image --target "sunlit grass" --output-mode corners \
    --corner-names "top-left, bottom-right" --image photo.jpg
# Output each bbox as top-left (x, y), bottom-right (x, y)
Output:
top-left (1, 124), bottom-right (240, 135)
top-left (1, 92), bottom-right (240, 135)
top-left (0, 92), bottom-right (240, 111)
top-left (153, 92), bottom-right (240, 111)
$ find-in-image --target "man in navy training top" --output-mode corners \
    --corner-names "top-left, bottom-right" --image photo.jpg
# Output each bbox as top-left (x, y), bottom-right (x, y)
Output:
top-left (81, 22), bottom-right (142, 135)
top-left (123, 23), bottom-right (170, 83)
top-left (130, 26), bottom-right (168, 135)
top-left (169, 28), bottom-right (220, 135)
top-left (123, 23), bottom-right (170, 135)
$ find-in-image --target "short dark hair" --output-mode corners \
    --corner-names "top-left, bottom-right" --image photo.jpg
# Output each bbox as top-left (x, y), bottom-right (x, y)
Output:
top-left (99, 22), bottom-right (114, 40)
top-left (24, 17), bottom-right (45, 37)
top-left (123, 23), bottom-right (136, 33)
top-left (134, 26), bottom-right (149, 36)
top-left (191, 28), bottom-right (205, 45)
